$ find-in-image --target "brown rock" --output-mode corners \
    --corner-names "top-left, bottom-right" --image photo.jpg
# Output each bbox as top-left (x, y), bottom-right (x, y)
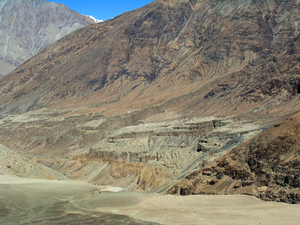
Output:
top-left (167, 111), bottom-right (300, 204)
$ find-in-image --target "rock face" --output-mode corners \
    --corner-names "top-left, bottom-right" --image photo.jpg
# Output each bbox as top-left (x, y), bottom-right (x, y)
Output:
top-left (0, 0), bottom-right (94, 77)
top-left (167, 111), bottom-right (300, 204)
top-left (0, 0), bottom-right (300, 203)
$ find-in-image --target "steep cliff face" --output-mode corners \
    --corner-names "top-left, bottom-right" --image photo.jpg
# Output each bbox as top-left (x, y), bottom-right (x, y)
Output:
top-left (0, 0), bottom-right (94, 77)
top-left (0, 0), bottom-right (300, 202)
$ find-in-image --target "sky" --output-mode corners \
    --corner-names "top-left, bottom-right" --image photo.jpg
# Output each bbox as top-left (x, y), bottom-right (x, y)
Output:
top-left (50, 0), bottom-right (154, 21)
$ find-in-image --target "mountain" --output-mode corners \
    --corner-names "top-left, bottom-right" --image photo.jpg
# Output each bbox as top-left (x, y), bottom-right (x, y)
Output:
top-left (0, 0), bottom-right (300, 203)
top-left (0, 0), bottom-right (95, 77)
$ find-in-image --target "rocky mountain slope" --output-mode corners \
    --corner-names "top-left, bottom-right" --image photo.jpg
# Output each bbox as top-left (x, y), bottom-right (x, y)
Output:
top-left (0, 0), bottom-right (300, 203)
top-left (0, 0), bottom-right (94, 77)
top-left (167, 111), bottom-right (300, 204)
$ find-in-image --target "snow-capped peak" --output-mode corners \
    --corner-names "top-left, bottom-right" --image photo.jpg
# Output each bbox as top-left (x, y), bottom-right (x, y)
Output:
top-left (84, 15), bottom-right (103, 23)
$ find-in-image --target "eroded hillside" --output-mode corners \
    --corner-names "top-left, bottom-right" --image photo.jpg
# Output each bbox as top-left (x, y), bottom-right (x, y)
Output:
top-left (167, 111), bottom-right (300, 204)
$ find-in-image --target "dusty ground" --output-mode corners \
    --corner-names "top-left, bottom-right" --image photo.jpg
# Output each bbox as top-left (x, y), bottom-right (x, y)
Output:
top-left (1, 175), bottom-right (300, 225)
top-left (98, 193), bottom-right (300, 225)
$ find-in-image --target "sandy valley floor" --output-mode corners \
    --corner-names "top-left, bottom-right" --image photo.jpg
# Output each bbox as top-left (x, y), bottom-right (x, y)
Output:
top-left (1, 175), bottom-right (300, 225)
top-left (97, 192), bottom-right (300, 225)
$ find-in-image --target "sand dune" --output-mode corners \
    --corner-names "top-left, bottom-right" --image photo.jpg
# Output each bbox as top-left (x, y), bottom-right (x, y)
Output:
top-left (1, 175), bottom-right (300, 225)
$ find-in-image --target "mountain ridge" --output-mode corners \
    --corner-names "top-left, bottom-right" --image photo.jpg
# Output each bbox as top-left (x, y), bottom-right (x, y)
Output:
top-left (0, 0), bottom-right (94, 76)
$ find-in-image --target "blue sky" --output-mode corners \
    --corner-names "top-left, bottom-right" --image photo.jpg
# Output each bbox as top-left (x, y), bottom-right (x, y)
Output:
top-left (50, 0), bottom-right (154, 21)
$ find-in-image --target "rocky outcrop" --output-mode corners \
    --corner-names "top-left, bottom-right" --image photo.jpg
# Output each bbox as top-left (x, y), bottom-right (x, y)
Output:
top-left (167, 111), bottom-right (300, 204)
top-left (0, 0), bottom-right (94, 76)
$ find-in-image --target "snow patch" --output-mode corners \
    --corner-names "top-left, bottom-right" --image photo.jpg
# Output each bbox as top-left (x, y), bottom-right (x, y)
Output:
top-left (84, 15), bottom-right (103, 23)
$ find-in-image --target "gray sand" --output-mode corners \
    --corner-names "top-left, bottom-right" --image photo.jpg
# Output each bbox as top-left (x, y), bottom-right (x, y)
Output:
top-left (0, 176), bottom-right (157, 225)
top-left (1, 175), bottom-right (300, 225)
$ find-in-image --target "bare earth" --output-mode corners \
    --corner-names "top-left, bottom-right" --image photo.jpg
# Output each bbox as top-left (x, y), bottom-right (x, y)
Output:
top-left (1, 176), bottom-right (300, 225)
top-left (98, 194), bottom-right (300, 225)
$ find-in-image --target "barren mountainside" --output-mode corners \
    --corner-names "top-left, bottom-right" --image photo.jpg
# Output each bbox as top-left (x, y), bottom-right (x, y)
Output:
top-left (167, 111), bottom-right (300, 204)
top-left (0, 0), bottom-right (300, 203)
top-left (0, 0), bottom-right (94, 76)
